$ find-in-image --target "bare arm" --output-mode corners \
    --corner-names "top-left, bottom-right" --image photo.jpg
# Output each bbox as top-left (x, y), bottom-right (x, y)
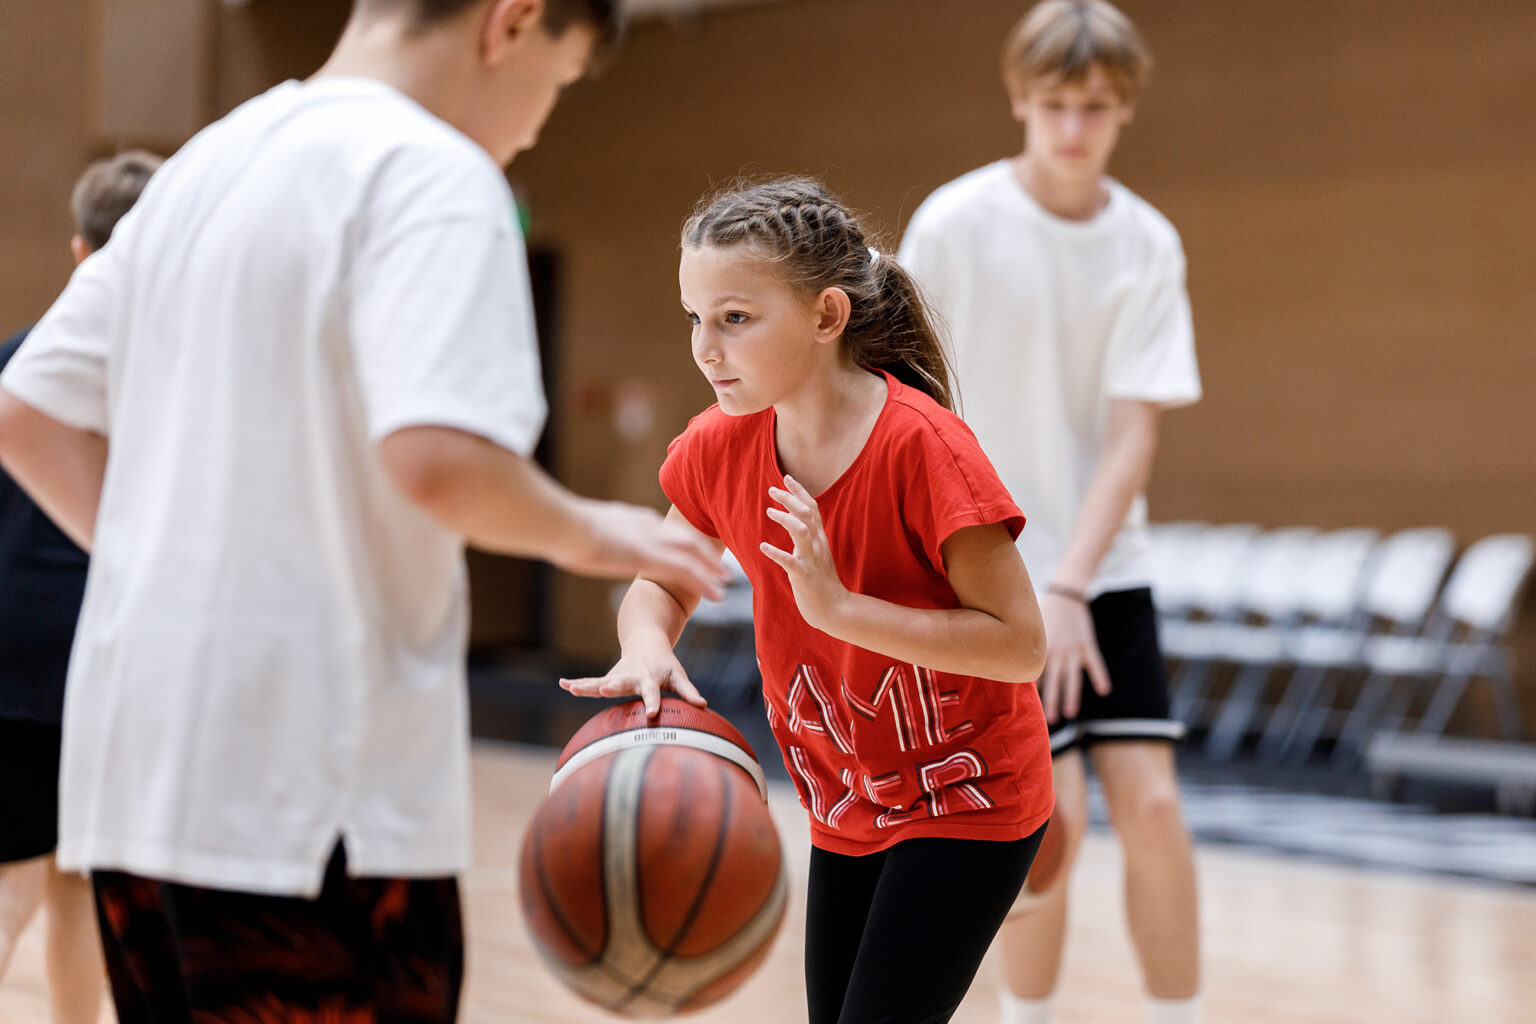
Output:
top-left (561, 506), bottom-right (726, 714)
top-left (614, 556), bottom-right (717, 656)
top-left (0, 390), bottom-right (107, 551)
top-left (763, 476), bottom-right (1046, 683)
top-left (1052, 399), bottom-right (1161, 592)
top-left (378, 426), bottom-right (726, 598)
top-left (1038, 398), bottom-right (1161, 720)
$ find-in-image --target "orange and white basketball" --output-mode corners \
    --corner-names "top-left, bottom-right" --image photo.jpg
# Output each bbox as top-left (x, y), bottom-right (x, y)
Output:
top-left (519, 698), bottom-right (786, 1017)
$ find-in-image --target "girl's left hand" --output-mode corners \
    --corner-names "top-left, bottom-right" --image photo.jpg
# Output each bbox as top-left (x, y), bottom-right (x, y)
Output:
top-left (761, 475), bottom-right (847, 632)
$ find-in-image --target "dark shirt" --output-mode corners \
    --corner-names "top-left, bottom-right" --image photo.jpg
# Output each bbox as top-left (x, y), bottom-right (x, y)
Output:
top-left (0, 326), bottom-right (89, 723)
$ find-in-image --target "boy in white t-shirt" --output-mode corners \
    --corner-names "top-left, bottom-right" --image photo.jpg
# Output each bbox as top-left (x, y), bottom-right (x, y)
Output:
top-left (899, 3), bottom-right (1202, 1023)
top-left (0, 1), bottom-right (724, 1021)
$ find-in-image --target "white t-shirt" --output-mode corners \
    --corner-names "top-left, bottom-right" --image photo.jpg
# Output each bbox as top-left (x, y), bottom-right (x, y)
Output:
top-left (899, 161), bottom-right (1200, 595)
top-left (0, 78), bottom-right (546, 896)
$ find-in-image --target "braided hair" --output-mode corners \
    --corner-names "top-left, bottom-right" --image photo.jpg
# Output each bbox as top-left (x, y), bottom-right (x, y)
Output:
top-left (681, 178), bottom-right (955, 411)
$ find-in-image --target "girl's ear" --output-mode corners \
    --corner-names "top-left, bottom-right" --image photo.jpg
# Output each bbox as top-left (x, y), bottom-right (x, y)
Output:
top-left (812, 287), bottom-right (852, 344)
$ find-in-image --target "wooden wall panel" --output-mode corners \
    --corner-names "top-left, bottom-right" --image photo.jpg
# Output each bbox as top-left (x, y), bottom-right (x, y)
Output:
top-left (500, 0), bottom-right (1536, 668)
top-left (0, 0), bottom-right (95, 327)
top-left (211, 0), bottom-right (351, 117)
top-left (95, 0), bottom-right (214, 144)
top-left (3, 1), bottom-right (1531, 701)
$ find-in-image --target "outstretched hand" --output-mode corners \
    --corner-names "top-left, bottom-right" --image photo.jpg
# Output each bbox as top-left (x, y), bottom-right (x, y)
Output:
top-left (566, 500), bottom-right (728, 603)
top-left (760, 474), bottom-right (847, 632)
top-left (560, 648), bottom-right (707, 718)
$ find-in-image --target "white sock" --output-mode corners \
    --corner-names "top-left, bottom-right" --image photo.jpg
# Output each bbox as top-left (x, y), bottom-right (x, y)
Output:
top-left (999, 987), bottom-right (1054, 1024)
top-left (1147, 995), bottom-right (1201, 1024)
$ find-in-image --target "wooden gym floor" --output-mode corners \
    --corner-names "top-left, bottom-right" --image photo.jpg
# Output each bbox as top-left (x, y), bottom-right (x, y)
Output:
top-left (3, 740), bottom-right (1534, 1023)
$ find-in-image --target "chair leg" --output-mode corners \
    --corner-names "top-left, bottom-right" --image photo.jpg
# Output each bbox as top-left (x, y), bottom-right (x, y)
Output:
top-left (1376, 677), bottom-right (1420, 735)
top-left (1333, 670), bottom-right (1396, 768)
top-left (1205, 661), bottom-right (1274, 761)
top-left (1491, 673), bottom-right (1524, 742)
top-left (1170, 658), bottom-right (1215, 731)
top-left (1414, 667), bottom-right (1474, 739)
top-left (1283, 671), bottom-right (1345, 767)
top-left (1257, 664), bottom-right (1325, 763)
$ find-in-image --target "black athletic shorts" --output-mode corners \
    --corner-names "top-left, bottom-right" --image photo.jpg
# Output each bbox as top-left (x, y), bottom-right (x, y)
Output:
top-left (0, 717), bottom-right (62, 863)
top-left (93, 843), bottom-right (463, 1024)
top-left (1049, 587), bottom-right (1184, 755)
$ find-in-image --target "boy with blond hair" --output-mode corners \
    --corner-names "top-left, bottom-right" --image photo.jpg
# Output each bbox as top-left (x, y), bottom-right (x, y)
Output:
top-left (0, 1), bottom-right (724, 1020)
top-left (900, 3), bottom-right (1203, 1022)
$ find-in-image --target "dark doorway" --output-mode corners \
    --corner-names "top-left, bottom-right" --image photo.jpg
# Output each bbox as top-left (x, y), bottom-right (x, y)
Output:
top-left (466, 247), bottom-right (560, 653)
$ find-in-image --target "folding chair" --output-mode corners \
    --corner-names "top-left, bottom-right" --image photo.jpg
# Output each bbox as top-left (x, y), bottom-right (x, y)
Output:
top-left (1254, 528), bottom-right (1447, 764)
top-left (1157, 523), bottom-right (1261, 728)
top-left (1256, 528), bottom-right (1454, 765)
top-left (1334, 533), bottom-right (1534, 765)
top-left (1205, 528), bottom-right (1385, 760)
top-left (1194, 527), bottom-right (1319, 759)
top-left (1146, 520), bottom-right (1208, 625)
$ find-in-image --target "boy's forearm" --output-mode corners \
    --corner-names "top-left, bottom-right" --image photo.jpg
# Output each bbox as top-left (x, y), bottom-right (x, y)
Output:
top-left (0, 390), bottom-right (106, 551)
top-left (820, 594), bottom-right (1044, 683)
top-left (442, 457), bottom-right (597, 563)
top-left (383, 428), bottom-right (729, 601)
top-left (379, 425), bottom-right (598, 562)
top-left (1054, 401), bottom-right (1159, 591)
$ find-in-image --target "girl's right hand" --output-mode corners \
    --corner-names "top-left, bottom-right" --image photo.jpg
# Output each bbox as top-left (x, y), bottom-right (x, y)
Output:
top-left (560, 648), bottom-right (707, 719)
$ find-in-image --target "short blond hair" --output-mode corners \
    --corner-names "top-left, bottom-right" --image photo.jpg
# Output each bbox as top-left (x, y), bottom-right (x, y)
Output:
top-left (71, 150), bottom-right (164, 251)
top-left (1002, 0), bottom-right (1152, 102)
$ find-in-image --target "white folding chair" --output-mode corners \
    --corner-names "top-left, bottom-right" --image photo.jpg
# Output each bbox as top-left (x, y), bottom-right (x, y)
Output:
top-left (1264, 528), bottom-right (1455, 764)
top-left (1202, 528), bottom-right (1375, 761)
top-left (1146, 521), bottom-right (1209, 623)
top-left (1179, 525), bottom-right (1314, 758)
top-left (1257, 528), bottom-right (1449, 764)
top-left (1335, 534), bottom-right (1534, 764)
top-left (1157, 523), bottom-right (1261, 726)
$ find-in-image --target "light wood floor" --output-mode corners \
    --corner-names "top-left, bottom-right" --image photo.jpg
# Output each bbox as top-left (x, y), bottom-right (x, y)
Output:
top-left (4, 741), bottom-right (1535, 1023)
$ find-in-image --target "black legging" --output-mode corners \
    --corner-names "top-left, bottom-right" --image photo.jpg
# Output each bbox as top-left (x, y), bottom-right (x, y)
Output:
top-left (804, 826), bottom-right (1046, 1024)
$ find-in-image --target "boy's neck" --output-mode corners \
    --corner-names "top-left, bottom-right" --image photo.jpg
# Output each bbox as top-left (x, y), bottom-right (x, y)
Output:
top-left (1011, 152), bottom-right (1111, 222)
top-left (314, 15), bottom-right (477, 134)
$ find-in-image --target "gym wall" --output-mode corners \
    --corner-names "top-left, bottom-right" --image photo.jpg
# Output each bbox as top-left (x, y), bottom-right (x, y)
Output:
top-left (2, 0), bottom-right (1532, 719)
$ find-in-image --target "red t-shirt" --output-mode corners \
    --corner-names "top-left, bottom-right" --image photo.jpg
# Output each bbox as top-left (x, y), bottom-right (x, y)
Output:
top-left (661, 373), bottom-right (1054, 855)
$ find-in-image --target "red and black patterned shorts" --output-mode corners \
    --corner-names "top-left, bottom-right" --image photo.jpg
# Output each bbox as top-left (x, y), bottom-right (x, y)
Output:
top-left (93, 844), bottom-right (463, 1024)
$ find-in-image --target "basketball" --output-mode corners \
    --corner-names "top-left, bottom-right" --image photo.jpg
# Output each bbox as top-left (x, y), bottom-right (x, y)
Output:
top-left (549, 696), bottom-right (768, 801)
top-left (519, 700), bottom-right (787, 1017)
top-left (1023, 815), bottom-right (1067, 894)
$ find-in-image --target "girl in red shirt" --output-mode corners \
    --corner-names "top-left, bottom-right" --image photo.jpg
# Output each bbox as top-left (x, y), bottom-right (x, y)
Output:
top-left (563, 178), bottom-right (1052, 1024)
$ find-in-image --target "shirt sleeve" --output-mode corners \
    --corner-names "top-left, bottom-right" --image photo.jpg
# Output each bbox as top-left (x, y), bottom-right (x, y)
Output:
top-left (658, 418), bottom-right (721, 540)
top-left (0, 248), bottom-right (119, 434)
top-left (348, 214), bottom-right (547, 456)
top-left (896, 202), bottom-right (959, 332)
top-left (905, 414), bottom-right (1026, 577)
top-left (1104, 246), bottom-right (1201, 408)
